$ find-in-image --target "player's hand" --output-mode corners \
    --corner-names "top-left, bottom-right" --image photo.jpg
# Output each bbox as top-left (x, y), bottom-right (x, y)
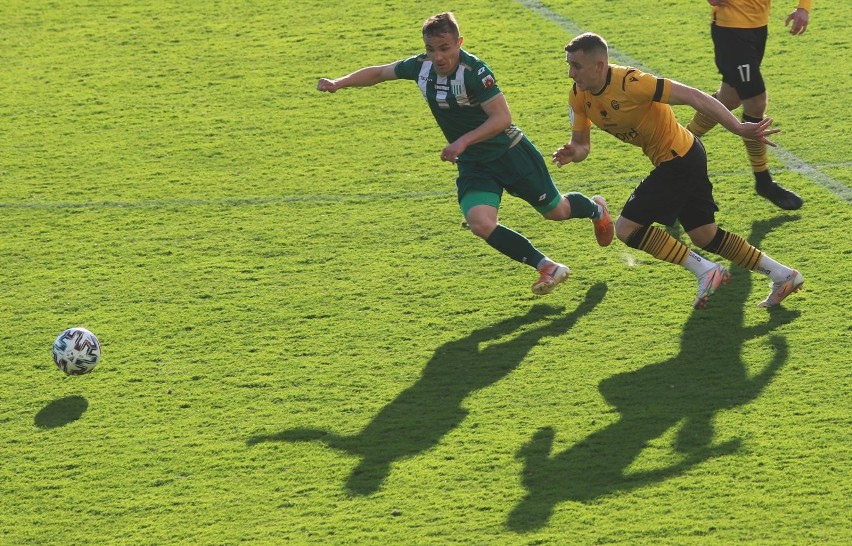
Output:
top-left (785, 8), bottom-right (809, 35)
top-left (317, 78), bottom-right (338, 93)
top-left (740, 117), bottom-right (781, 147)
top-left (441, 141), bottom-right (465, 164)
top-left (552, 143), bottom-right (580, 167)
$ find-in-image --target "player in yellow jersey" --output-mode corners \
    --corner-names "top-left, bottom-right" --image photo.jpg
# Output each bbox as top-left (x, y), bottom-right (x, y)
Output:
top-left (687, 0), bottom-right (813, 210)
top-left (554, 33), bottom-right (803, 309)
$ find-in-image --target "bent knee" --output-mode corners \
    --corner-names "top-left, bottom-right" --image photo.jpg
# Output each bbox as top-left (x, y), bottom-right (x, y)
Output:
top-left (468, 220), bottom-right (498, 239)
top-left (741, 94), bottom-right (768, 118)
top-left (543, 197), bottom-right (571, 221)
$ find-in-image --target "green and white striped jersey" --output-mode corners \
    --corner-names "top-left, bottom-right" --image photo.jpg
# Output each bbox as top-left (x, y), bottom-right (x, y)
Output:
top-left (394, 49), bottom-right (524, 163)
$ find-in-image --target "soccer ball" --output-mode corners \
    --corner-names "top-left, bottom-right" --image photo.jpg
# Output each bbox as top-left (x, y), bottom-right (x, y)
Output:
top-left (52, 327), bottom-right (102, 375)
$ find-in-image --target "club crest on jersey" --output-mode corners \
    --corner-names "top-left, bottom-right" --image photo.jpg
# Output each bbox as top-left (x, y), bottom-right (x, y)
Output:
top-left (481, 74), bottom-right (495, 89)
top-left (450, 79), bottom-right (463, 96)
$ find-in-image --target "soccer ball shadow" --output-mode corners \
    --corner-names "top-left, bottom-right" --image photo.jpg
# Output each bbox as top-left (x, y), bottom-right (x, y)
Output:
top-left (34, 395), bottom-right (89, 429)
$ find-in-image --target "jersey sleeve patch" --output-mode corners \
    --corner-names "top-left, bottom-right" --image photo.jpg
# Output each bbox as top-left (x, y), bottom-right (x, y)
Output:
top-left (466, 62), bottom-right (501, 103)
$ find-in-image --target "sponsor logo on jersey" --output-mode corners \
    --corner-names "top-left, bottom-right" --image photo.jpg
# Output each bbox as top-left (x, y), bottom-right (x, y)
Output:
top-left (611, 100), bottom-right (620, 110)
top-left (538, 193), bottom-right (547, 202)
top-left (477, 67), bottom-right (486, 75)
top-left (605, 127), bottom-right (640, 143)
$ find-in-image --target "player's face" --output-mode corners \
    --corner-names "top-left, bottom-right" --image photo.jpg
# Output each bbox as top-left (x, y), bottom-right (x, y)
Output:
top-left (424, 32), bottom-right (463, 76)
top-left (566, 50), bottom-right (605, 93)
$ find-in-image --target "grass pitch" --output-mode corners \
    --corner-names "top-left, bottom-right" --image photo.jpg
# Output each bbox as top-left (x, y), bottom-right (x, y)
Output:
top-left (1, 1), bottom-right (850, 544)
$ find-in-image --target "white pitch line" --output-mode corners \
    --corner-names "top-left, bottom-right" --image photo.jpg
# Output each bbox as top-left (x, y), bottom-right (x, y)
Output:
top-left (0, 163), bottom-right (849, 210)
top-left (0, 190), bottom-right (452, 210)
top-left (514, 0), bottom-right (852, 204)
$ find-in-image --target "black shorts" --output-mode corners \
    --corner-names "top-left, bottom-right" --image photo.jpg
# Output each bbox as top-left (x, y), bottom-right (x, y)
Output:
top-left (620, 138), bottom-right (719, 232)
top-left (711, 23), bottom-right (768, 100)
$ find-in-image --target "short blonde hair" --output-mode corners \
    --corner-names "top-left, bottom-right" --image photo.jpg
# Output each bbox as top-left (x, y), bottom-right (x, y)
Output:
top-left (565, 32), bottom-right (609, 58)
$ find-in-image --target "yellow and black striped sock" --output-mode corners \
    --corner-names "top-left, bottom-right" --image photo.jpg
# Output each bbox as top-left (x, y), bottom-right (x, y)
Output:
top-left (742, 114), bottom-right (770, 175)
top-left (626, 225), bottom-right (690, 265)
top-left (702, 228), bottom-right (762, 270)
top-left (687, 93), bottom-right (720, 137)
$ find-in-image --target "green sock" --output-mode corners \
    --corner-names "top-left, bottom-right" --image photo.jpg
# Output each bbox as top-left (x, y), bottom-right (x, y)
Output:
top-left (485, 225), bottom-right (545, 268)
top-left (565, 192), bottom-right (600, 219)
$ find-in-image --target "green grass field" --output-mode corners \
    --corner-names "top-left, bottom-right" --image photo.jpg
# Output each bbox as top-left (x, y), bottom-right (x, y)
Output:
top-left (2, 1), bottom-right (850, 544)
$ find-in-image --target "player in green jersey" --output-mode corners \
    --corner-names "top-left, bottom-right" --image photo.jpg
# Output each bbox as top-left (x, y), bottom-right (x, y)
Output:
top-left (554, 33), bottom-right (803, 309)
top-left (316, 12), bottom-right (613, 296)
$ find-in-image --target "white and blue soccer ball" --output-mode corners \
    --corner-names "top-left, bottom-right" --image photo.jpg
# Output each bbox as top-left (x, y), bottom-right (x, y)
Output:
top-left (52, 327), bottom-right (101, 375)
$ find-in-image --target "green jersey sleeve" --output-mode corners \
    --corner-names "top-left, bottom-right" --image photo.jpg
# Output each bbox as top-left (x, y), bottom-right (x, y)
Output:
top-left (463, 58), bottom-right (501, 105)
top-left (394, 54), bottom-right (426, 80)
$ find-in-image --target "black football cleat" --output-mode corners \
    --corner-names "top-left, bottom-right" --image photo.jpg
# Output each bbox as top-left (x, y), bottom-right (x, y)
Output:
top-left (756, 181), bottom-right (803, 210)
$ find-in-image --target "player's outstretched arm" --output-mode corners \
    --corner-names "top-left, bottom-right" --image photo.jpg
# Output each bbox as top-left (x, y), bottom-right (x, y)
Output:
top-left (668, 81), bottom-right (781, 146)
top-left (317, 62), bottom-right (399, 93)
top-left (552, 129), bottom-right (590, 167)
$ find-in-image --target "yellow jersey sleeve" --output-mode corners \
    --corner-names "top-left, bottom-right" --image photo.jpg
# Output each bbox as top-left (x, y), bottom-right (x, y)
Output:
top-left (569, 83), bottom-right (591, 132)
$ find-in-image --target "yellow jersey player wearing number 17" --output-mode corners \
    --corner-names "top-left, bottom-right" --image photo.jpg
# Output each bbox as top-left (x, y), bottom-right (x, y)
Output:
top-left (687, 0), bottom-right (812, 210)
top-left (553, 33), bottom-right (803, 309)
top-left (316, 13), bottom-right (614, 296)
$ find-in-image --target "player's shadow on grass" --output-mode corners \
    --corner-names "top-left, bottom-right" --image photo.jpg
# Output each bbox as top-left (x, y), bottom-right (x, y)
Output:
top-left (508, 217), bottom-right (801, 532)
top-left (248, 283), bottom-right (607, 496)
top-left (34, 395), bottom-right (88, 429)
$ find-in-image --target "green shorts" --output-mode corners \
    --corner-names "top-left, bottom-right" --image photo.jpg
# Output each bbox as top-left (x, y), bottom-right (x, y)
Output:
top-left (456, 136), bottom-right (562, 217)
